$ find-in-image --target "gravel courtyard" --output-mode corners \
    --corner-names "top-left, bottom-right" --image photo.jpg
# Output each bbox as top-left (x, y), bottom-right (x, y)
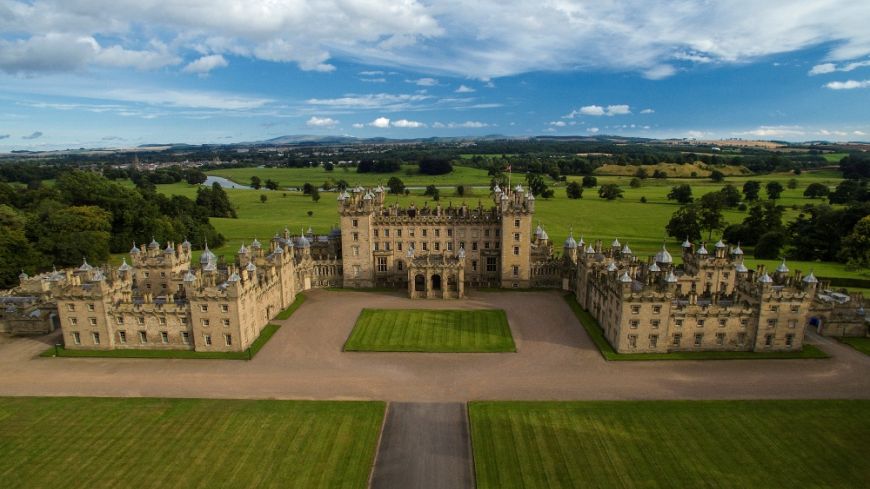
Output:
top-left (0, 289), bottom-right (867, 401)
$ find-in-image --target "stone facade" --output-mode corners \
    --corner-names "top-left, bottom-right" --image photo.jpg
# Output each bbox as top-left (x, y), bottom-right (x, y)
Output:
top-left (2, 184), bottom-right (865, 355)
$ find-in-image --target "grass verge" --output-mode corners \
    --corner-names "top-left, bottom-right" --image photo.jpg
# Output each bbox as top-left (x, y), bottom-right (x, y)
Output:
top-left (0, 397), bottom-right (384, 489)
top-left (564, 293), bottom-right (829, 360)
top-left (469, 400), bottom-right (870, 489)
top-left (344, 308), bottom-right (515, 352)
top-left (274, 293), bottom-right (306, 320)
top-left (837, 336), bottom-right (870, 356)
top-left (41, 324), bottom-right (280, 360)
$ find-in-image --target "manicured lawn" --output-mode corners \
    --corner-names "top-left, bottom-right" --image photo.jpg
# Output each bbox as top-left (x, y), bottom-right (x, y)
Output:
top-left (42, 324), bottom-right (281, 360)
top-left (0, 397), bottom-right (384, 489)
top-left (344, 308), bottom-right (515, 352)
top-left (838, 337), bottom-right (870, 356)
top-left (469, 400), bottom-right (870, 489)
top-left (209, 164), bottom-right (494, 188)
top-left (564, 294), bottom-right (830, 360)
top-left (274, 293), bottom-right (306, 320)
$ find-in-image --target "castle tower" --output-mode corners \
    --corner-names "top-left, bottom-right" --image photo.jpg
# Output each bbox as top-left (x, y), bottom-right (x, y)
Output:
top-left (499, 184), bottom-right (533, 288)
top-left (339, 188), bottom-right (377, 287)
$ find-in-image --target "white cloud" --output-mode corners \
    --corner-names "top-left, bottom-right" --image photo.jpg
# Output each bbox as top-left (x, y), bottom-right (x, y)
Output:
top-left (432, 122), bottom-right (446, 128)
top-left (447, 121), bottom-right (488, 128)
top-left (640, 108), bottom-right (655, 114)
top-left (351, 123), bottom-right (365, 128)
top-left (99, 88), bottom-right (271, 110)
top-left (4, 1), bottom-right (870, 80)
top-left (392, 119), bottom-right (426, 128)
top-left (410, 77), bottom-right (439, 86)
top-left (587, 127), bottom-right (599, 134)
top-left (182, 54), bottom-right (228, 75)
top-left (565, 104), bottom-right (631, 118)
top-left (455, 84), bottom-right (475, 93)
top-left (549, 121), bottom-right (567, 127)
top-left (359, 70), bottom-right (385, 76)
top-left (825, 79), bottom-right (870, 90)
top-left (306, 116), bottom-right (339, 128)
top-left (736, 125), bottom-right (805, 138)
top-left (305, 93), bottom-right (432, 110)
top-left (854, 130), bottom-right (867, 136)
top-left (360, 77), bottom-right (387, 83)
top-left (809, 59), bottom-right (870, 75)
top-left (370, 117), bottom-right (391, 128)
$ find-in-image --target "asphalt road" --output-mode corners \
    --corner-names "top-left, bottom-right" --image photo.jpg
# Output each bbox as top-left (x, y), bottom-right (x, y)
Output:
top-left (371, 402), bottom-right (474, 489)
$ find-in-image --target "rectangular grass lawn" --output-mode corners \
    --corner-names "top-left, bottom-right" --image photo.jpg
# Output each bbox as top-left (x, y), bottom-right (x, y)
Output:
top-left (0, 397), bottom-right (384, 489)
top-left (344, 308), bottom-right (515, 352)
top-left (470, 400), bottom-right (870, 489)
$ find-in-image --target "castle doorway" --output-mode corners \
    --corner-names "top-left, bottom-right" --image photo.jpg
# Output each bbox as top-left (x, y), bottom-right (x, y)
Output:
top-left (414, 274), bottom-right (426, 292)
top-left (431, 274), bottom-right (442, 290)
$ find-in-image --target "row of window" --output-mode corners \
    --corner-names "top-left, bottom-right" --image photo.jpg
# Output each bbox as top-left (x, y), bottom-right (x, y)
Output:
top-left (70, 330), bottom-right (233, 347)
top-left (353, 219), bottom-right (506, 238)
top-left (627, 332), bottom-right (796, 349)
top-left (628, 317), bottom-right (800, 329)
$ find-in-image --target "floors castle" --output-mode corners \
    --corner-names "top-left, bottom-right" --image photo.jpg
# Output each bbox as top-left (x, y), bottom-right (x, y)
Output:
top-left (1, 185), bottom-right (865, 353)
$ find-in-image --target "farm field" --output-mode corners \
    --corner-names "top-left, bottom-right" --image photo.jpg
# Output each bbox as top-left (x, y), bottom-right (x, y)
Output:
top-left (143, 167), bottom-right (868, 285)
top-left (344, 308), bottom-right (515, 352)
top-left (0, 397), bottom-right (385, 489)
top-left (469, 400), bottom-right (870, 489)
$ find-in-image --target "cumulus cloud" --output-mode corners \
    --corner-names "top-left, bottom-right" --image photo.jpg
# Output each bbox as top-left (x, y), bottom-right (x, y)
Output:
top-left (370, 117), bottom-right (391, 128)
top-left (640, 108), bottom-right (655, 114)
top-left (587, 127), bottom-right (599, 134)
top-left (306, 116), bottom-right (339, 128)
top-left (825, 79), bottom-right (870, 90)
top-left (182, 54), bottom-right (228, 75)
top-left (3, 1), bottom-right (870, 80)
top-left (306, 93), bottom-right (431, 110)
top-left (392, 119), bottom-right (426, 128)
top-left (809, 59), bottom-right (870, 75)
top-left (565, 104), bottom-right (631, 118)
top-left (22, 131), bottom-right (43, 139)
top-left (410, 77), bottom-right (439, 86)
top-left (455, 84), bottom-right (475, 93)
top-left (549, 121), bottom-right (567, 127)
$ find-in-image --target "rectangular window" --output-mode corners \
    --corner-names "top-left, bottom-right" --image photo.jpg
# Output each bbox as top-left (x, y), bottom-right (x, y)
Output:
top-left (202, 319), bottom-right (210, 327)
top-left (422, 229), bottom-right (428, 237)
top-left (118, 331), bottom-right (127, 344)
top-left (181, 332), bottom-right (190, 344)
top-left (672, 333), bottom-right (682, 346)
top-left (397, 229), bottom-right (402, 237)
top-left (377, 257), bottom-right (388, 272)
top-left (434, 229), bottom-right (440, 237)
top-left (221, 304), bottom-right (229, 313)
top-left (767, 319), bottom-right (777, 328)
top-left (513, 232), bottom-right (520, 241)
top-left (651, 320), bottom-right (660, 329)
top-left (484, 229), bottom-right (490, 237)
top-left (204, 334), bottom-right (212, 346)
top-left (785, 334), bottom-right (794, 348)
top-left (88, 317), bottom-right (97, 326)
top-left (514, 219), bottom-right (520, 227)
top-left (353, 265), bottom-right (361, 277)
top-left (158, 317), bottom-right (166, 325)
top-left (628, 335), bottom-right (637, 348)
top-left (352, 232), bottom-right (359, 242)
top-left (72, 332), bottom-right (81, 345)
top-left (675, 319), bottom-right (684, 327)
top-left (66, 304), bottom-right (76, 312)
top-left (697, 319), bottom-right (705, 327)
top-left (694, 333), bottom-right (703, 347)
top-left (513, 246), bottom-right (519, 256)
top-left (92, 332), bottom-right (100, 345)
top-left (765, 334), bottom-right (773, 347)
top-left (398, 242), bottom-right (403, 251)
top-left (139, 331), bottom-right (147, 343)
top-left (116, 316), bottom-right (124, 325)
top-left (434, 242), bottom-right (440, 251)
top-left (472, 242), bottom-right (478, 251)
top-left (422, 242), bottom-right (428, 251)
top-left (161, 331), bottom-right (169, 344)
top-left (200, 305), bottom-right (208, 312)
top-left (716, 333), bottom-right (725, 345)
top-left (352, 219), bottom-right (358, 227)
top-left (137, 316), bottom-right (145, 325)
top-left (373, 229), bottom-right (378, 238)
top-left (87, 303), bottom-right (95, 312)
top-left (631, 305), bottom-right (640, 314)
top-left (222, 319), bottom-right (230, 327)
top-left (69, 317), bottom-right (78, 326)
top-left (512, 265), bottom-right (519, 277)
top-left (409, 229), bottom-right (415, 237)
top-left (225, 334), bottom-right (232, 346)
top-left (649, 335), bottom-right (658, 348)
top-left (180, 317), bottom-right (188, 325)
top-left (740, 318), bottom-right (749, 327)
top-left (719, 318), bottom-right (727, 327)
top-left (771, 305), bottom-right (779, 312)
top-left (352, 246), bottom-right (360, 257)
top-left (790, 305), bottom-right (800, 313)
top-left (472, 260), bottom-right (478, 272)
top-left (397, 261), bottom-right (403, 271)
top-left (486, 257), bottom-right (497, 272)
top-left (384, 229), bottom-right (389, 237)
top-left (447, 229), bottom-right (453, 237)
top-left (652, 305), bottom-right (661, 314)
top-left (788, 319), bottom-right (797, 329)
top-left (447, 242), bottom-right (453, 251)
top-left (630, 320), bottom-right (639, 329)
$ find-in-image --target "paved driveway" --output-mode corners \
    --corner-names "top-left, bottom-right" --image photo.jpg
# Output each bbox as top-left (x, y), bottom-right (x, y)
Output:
top-left (0, 290), bottom-right (867, 401)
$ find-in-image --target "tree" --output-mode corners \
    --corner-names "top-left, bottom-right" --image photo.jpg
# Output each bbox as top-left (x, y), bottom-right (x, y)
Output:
top-left (634, 167), bottom-right (648, 179)
top-left (418, 157), bottom-right (453, 175)
top-left (196, 183), bottom-right (237, 218)
top-left (335, 179), bottom-right (349, 191)
top-left (424, 184), bottom-right (440, 201)
top-left (666, 205), bottom-right (703, 242)
top-left (743, 180), bottom-right (761, 201)
top-left (829, 179), bottom-right (868, 204)
top-left (698, 192), bottom-right (728, 240)
top-left (311, 187), bottom-right (321, 203)
top-left (0, 205), bottom-right (42, 288)
top-left (766, 181), bottom-right (784, 200)
top-left (803, 183), bottom-right (830, 199)
top-left (250, 176), bottom-right (262, 189)
top-left (582, 176), bottom-right (598, 188)
top-left (598, 184), bottom-right (624, 200)
top-left (710, 170), bottom-right (725, 182)
top-left (29, 203), bottom-right (112, 267)
top-left (652, 170), bottom-right (667, 179)
top-left (265, 179), bottom-right (280, 191)
top-left (184, 169), bottom-right (207, 185)
top-left (629, 177), bottom-right (642, 188)
top-left (719, 184), bottom-right (741, 208)
top-left (456, 185), bottom-right (472, 197)
top-left (787, 178), bottom-right (798, 189)
top-left (840, 216), bottom-right (870, 268)
top-left (324, 162), bottom-right (335, 172)
top-left (525, 173), bottom-right (554, 198)
top-left (387, 177), bottom-right (405, 194)
top-left (667, 184), bottom-right (693, 204)
top-left (566, 181), bottom-right (583, 199)
top-left (754, 231), bottom-right (786, 259)
top-left (302, 182), bottom-right (314, 195)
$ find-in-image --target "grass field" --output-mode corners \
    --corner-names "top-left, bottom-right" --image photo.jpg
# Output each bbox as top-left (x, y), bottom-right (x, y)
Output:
top-left (274, 293), bottom-right (306, 320)
top-left (142, 167), bottom-right (868, 287)
top-left (0, 397), bottom-right (385, 489)
top-left (838, 337), bottom-right (870, 356)
top-left (42, 324), bottom-right (282, 360)
top-left (564, 294), bottom-right (829, 360)
top-left (343, 308), bottom-right (515, 352)
top-left (209, 164), bottom-right (494, 188)
top-left (469, 400), bottom-right (870, 489)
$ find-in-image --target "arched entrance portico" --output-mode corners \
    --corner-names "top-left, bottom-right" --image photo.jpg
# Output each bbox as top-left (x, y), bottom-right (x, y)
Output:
top-left (414, 274), bottom-right (426, 292)
top-left (431, 274), bottom-right (442, 291)
top-left (407, 255), bottom-right (465, 299)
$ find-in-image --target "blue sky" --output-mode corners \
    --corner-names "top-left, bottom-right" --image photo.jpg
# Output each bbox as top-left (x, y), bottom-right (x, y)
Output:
top-left (1, 1), bottom-right (869, 151)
